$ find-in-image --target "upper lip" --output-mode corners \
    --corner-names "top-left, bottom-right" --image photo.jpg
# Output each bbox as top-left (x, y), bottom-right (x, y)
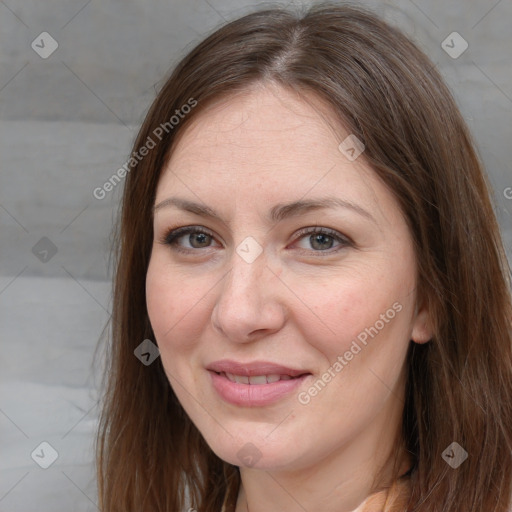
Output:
top-left (206, 359), bottom-right (310, 377)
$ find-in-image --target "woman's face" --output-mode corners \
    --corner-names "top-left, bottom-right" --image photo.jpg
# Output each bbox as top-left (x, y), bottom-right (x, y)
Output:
top-left (146, 83), bottom-right (430, 473)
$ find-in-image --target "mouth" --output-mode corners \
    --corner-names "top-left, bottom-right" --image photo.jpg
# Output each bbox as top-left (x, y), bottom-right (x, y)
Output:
top-left (216, 371), bottom-right (303, 384)
top-left (206, 360), bottom-right (312, 406)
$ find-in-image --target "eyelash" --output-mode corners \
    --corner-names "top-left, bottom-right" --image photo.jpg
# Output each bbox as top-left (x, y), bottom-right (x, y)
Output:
top-left (158, 225), bottom-right (353, 257)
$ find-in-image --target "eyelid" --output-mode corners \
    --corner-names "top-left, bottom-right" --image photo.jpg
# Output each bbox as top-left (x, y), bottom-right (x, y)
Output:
top-left (159, 225), bottom-right (219, 249)
top-left (293, 226), bottom-right (353, 245)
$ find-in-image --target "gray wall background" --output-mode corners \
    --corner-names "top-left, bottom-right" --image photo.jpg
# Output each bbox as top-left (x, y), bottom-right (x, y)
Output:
top-left (0, 0), bottom-right (511, 510)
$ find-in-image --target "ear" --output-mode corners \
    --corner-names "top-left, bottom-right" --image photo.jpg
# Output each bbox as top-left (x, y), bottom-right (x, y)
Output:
top-left (411, 302), bottom-right (433, 344)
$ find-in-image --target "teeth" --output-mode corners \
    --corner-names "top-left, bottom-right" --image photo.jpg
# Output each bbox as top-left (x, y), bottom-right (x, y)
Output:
top-left (248, 375), bottom-right (267, 385)
top-left (222, 372), bottom-right (296, 384)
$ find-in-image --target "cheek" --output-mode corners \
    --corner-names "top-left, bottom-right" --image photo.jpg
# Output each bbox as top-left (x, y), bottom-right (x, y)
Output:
top-left (146, 258), bottom-right (194, 350)
top-left (146, 260), bottom-right (172, 338)
top-left (297, 268), bottom-right (414, 363)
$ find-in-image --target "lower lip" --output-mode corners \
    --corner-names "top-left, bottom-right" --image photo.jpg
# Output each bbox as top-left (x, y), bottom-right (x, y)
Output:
top-left (209, 371), bottom-right (310, 407)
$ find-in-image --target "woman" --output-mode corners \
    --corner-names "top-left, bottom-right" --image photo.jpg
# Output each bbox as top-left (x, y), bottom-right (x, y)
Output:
top-left (95, 3), bottom-right (512, 511)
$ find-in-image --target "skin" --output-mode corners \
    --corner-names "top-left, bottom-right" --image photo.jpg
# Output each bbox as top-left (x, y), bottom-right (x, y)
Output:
top-left (146, 82), bottom-right (432, 512)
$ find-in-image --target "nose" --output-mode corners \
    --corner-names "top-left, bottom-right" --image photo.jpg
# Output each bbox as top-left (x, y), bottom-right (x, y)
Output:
top-left (211, 249), bottom-right (287, 343)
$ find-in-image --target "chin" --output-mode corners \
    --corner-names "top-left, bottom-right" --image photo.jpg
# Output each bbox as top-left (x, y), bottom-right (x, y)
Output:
top-left (200, 428), bottom-right (305, 471)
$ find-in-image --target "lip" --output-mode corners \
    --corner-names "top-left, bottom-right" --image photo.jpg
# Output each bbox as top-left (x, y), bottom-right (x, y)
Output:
top-left (206, 359), bottom-right (311, 407)
top-left (206, 359), bottom-right (308, 377)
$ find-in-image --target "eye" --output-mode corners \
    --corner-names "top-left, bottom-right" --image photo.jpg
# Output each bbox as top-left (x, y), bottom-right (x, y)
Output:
top-left (292, 226), bottom-right (352, 255)
top-left (159, 226), bottom-right (219, 254)
top-left (159, 225), bottom-right (352, 256)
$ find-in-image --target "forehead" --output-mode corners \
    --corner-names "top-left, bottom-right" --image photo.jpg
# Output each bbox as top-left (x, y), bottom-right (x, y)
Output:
top-left (155, 84), bottom-right (402, 232)
top-left (162, 84), bottom-right (363, 185)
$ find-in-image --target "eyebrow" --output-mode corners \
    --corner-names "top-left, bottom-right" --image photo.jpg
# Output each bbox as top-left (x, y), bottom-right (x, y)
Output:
top-left (153, 196), bottom-right (376, 224)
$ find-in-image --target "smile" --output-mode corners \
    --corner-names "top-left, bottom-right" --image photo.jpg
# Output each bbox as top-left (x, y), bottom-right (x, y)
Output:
top-left (206, 360), bottom-right (312, 407)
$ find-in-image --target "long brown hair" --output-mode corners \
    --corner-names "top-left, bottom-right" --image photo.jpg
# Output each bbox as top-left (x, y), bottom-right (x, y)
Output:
top-left (95, 3), bottom-right (512, 511)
